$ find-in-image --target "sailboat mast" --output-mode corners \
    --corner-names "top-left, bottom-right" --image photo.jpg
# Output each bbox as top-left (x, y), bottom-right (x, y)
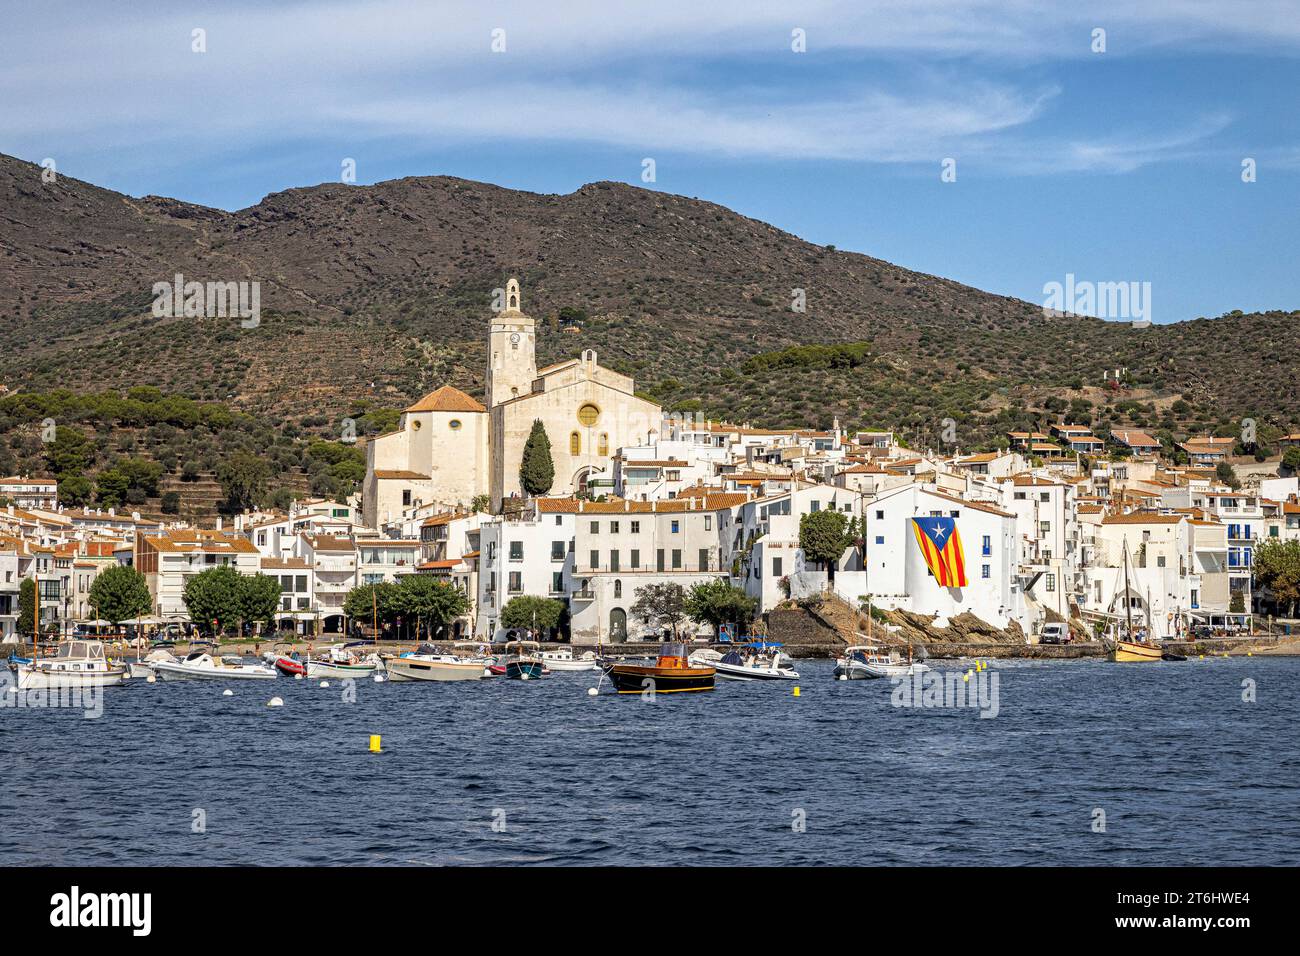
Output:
top-left (1123, 542), bottom-right (1133, 643)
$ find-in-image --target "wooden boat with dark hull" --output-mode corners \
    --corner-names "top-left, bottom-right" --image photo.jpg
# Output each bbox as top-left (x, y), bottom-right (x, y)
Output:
top-left (603, 642), bottom-right (715, 694)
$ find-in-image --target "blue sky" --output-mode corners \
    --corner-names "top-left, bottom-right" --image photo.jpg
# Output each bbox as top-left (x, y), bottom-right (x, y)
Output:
top-left (2, 0), bottom-right (1297, 322)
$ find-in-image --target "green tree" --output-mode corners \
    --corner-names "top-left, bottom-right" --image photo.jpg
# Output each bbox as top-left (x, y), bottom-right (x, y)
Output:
top-left (87, 564), bottom-right (152, 625)
top-left (238, 574), bottom-right (284, 630)
top-left (500, 595), bottom-right (565, 637)
top-left (519, 419), bottom-right (555, 496)
top-left (631, 582), bottom-right (688, 639)
top-left (684, 579), bottom-right (757, 637)
top-left (95, 468), bottom-right (130, 508)
top-left (18, 578), bottom-right (36, 636)
top-left (394, 575), bottom-right (471, 640)
top-left (217, 452), bottom-right (271, 513)
top-left (343, 582), bottom-right (400, 632)
top-left (1215, 461), bottom-right (1240, 490)
top-left (1253, 538), bottom-right (1300, 617)
top-left (59, 475), bottom-right (94, 507)
top-left (182, 566), bottom-right (245, 635)
top-left (1283, 447), bottom-right (1300, 474)
top-left (117, 457), bottom-right (164, 497)
top-left (799, 509), bottom-right (850, 584)
top-left (160, 490), bottom-right (181, 514)
top-left (45, 425), bottom-right (92, 478)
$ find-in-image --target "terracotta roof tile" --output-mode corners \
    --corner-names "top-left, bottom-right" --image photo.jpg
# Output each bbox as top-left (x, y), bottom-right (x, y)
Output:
top-left (404, 385), bottom-right (486, 414)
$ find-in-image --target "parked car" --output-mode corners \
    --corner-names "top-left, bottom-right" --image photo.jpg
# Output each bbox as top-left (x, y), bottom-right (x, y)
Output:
top-left (1039, 623), bottom-right (1069, 645)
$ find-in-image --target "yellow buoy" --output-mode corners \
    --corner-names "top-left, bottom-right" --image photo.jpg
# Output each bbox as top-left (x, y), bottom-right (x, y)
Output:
top-left (793, 686), bottom-right (801, 698)
top-left (369, 734), bottom-right (382, 753)
top-left (963, 671), bottom-right (971, 682)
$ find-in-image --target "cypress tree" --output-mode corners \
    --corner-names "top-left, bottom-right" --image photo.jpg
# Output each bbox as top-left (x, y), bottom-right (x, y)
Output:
top-left (520, 419), bottom-right (555, 496)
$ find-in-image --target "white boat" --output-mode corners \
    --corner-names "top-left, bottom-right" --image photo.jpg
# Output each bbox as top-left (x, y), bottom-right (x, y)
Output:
top-left (539, 647), bottom-right (599, 672)
top-left (386, 647), bottom-right (487, 682)
top-left (833, 645), bottom-right (930, 680)
top-left (306, 644), bottom-right (379, 678)
top-left (127, 648), bottom-right (179, 678)
top-left (16, 640), bottom-right (127, 689)
top-left (154, 651), bottom-right (278, 681)
top-left (690, 644), bottom-right (799, 681)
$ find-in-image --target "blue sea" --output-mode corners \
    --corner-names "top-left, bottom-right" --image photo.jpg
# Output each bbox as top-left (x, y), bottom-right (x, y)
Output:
top-left (2, 657), bottom-right (1297, 865)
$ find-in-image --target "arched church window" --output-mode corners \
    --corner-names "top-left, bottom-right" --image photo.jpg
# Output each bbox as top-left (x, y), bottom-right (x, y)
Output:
top-left (614, 580), bottom-right (622, 599)
top-left (577, 403), bottom-right (600, 427)
top-left (449, 419), bottom-right (462, 430)
top-left (570, 431), bottom-right (581, 455)
top-left (598, 433), bottom-right (609, 456)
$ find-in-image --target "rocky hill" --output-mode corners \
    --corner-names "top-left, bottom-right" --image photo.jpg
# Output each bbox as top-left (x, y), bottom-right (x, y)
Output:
top-left (1, 151), bottom-right (1296, 454)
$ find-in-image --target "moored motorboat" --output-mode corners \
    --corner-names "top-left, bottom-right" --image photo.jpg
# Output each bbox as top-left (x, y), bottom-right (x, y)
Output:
top-left (272, 654), bottom-right (306, 676)
top-left (385, 649), bottom-right (487, 682)
top-left (154, 651), bottom-right (278, 680)
top-left (15, 640), bottom-right (127, 689)
top-left (306, 644), bottom-right (379, 678)
top-left (127, 648), bottom-right (178, 678)
top-left (539, 647), bottom-right (598, 672)
top-left (690, 642), bottom-right (799, 681)
top-left (833, 645), bottom-right (929, 680)
top-left (603, 641), bottom-right (715, 694)
top-left (504, 640), bottom-right (544, 680)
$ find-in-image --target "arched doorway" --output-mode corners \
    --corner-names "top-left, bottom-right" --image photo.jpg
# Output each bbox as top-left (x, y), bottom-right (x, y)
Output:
top-left (609, 607), bottom-right (628, 642)
top-left (573, 467), bottom-right (592, 495)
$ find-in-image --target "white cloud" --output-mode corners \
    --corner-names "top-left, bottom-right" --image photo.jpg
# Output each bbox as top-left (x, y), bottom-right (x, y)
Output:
top-left (0, 0), bottom-right (1287, 176)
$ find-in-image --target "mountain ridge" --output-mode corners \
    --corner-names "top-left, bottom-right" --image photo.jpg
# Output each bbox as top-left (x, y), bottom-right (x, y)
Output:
top-left (1, 151), bottom-right (1296, 453)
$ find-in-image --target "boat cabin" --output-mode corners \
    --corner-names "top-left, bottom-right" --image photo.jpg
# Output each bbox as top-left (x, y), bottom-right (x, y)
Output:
top-left (56, 640), bottom-right (107, 661)
top-left (656, 642), bottom-right (691, 669)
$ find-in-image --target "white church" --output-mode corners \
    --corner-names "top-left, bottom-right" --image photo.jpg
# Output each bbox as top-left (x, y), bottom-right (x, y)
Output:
top-left (362, 279), bottom-right (662, 527)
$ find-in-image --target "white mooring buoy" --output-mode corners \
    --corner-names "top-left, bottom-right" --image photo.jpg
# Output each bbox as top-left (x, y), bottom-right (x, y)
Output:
top-left (267, 696), bottom-right (284, 708)
top-left (222, 689), bottom-right (233, 697)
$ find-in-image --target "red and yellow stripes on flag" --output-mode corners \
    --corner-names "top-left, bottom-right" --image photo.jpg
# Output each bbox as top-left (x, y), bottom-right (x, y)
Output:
top-left (911, 519), bottom-right (968, 587)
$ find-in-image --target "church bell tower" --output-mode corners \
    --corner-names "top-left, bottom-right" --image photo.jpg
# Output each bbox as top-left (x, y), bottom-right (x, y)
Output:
top-left (486, 277), bottom-right (536, 408)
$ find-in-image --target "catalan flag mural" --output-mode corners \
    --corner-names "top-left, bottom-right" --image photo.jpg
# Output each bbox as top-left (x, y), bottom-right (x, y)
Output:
top-left (911, 516), bottom-right (968, 588)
